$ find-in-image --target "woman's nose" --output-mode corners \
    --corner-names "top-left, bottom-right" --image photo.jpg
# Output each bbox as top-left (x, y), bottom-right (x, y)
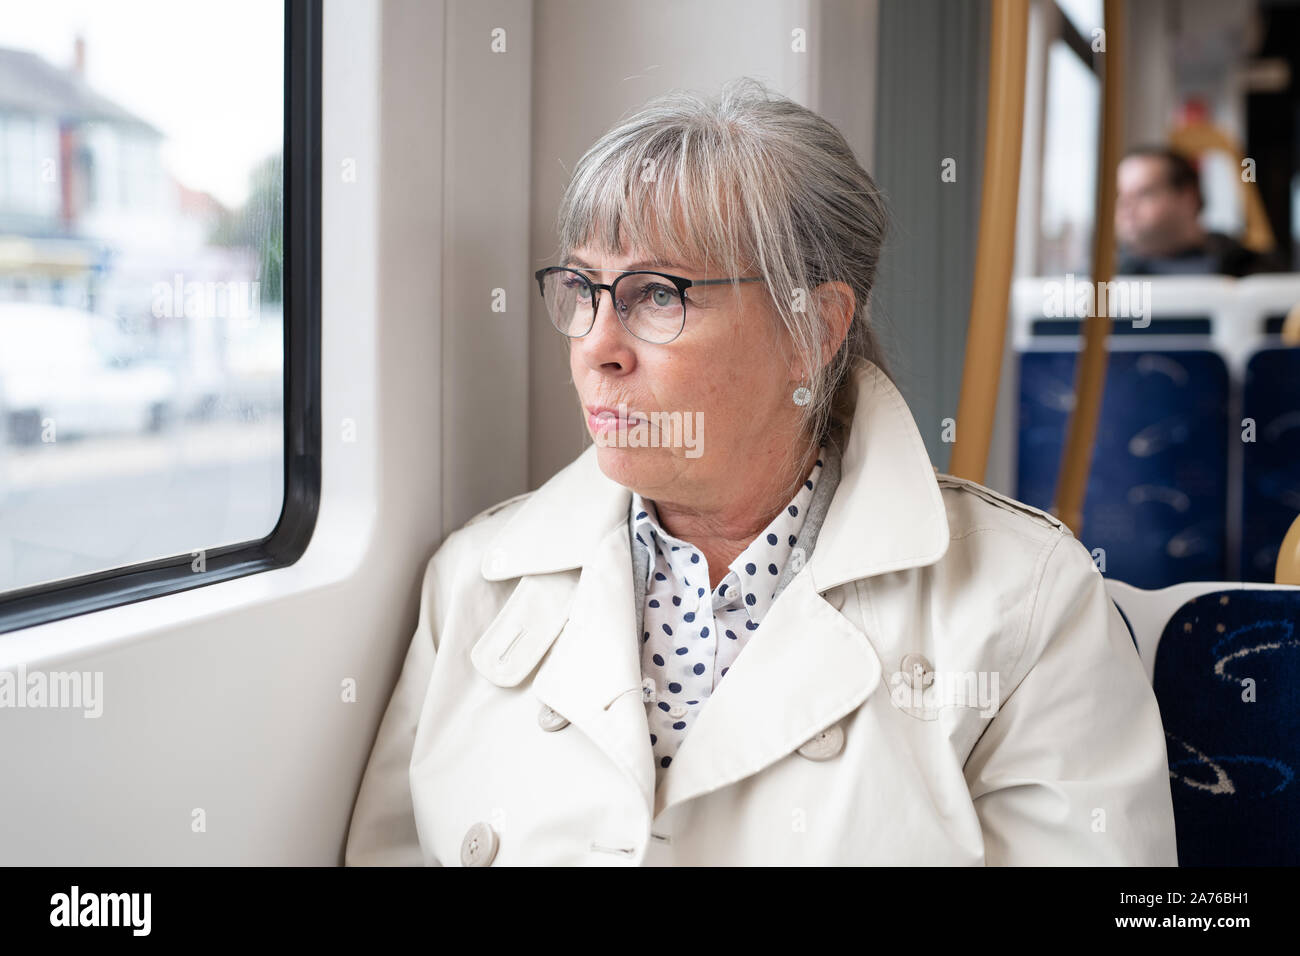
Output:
top-left (577, 289), bottom-right (636, 371)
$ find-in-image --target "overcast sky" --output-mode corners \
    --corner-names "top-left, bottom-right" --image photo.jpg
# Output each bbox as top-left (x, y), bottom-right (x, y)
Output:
top-left (1, 0), bottom-right (283, 208)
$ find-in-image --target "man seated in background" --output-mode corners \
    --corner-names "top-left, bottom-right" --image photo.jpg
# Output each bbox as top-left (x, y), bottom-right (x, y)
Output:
top-left (1115, 145), bottom-right (1279, 277)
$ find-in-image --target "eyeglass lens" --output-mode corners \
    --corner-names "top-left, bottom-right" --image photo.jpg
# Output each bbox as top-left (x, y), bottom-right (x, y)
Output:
top-left (541, 270), bottom-right (685, 344)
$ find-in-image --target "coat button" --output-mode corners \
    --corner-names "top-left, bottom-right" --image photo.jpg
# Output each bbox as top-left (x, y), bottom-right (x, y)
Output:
top-left (797, 723), bottom-right (845, 761)
top-left (460, 822), bottom-right (499, 866)
top-left (900, 653), bottom-right (934, 688)
top-left (538, 703), bottom-right (570, 732)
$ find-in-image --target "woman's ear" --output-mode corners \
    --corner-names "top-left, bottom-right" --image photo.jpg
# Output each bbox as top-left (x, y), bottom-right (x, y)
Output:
top-left (811, 280), bottom-right (857, 369)
top-left (781, 281), bottom-right (857, 382)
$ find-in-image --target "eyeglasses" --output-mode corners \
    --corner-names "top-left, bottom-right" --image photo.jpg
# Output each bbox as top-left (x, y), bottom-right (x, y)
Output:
top-left (533, 266), bottom-right (765, 345)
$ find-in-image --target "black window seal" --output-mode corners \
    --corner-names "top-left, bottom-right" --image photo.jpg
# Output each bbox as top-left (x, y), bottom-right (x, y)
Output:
top-left (1052, 1), bottom-right (1100, 73)
top-left (0, 0), bottom-right (322, 635)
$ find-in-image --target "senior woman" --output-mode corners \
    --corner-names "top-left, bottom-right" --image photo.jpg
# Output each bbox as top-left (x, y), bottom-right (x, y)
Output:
top-left (346, 79), bottom-right (1178, 866)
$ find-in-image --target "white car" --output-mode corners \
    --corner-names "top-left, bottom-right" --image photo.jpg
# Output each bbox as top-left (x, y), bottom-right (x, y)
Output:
top-left (0, 302), bottom-right (178, 444)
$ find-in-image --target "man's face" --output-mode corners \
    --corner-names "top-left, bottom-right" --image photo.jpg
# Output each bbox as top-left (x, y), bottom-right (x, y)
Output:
top-left (1115, 155), bottom-right (1200, 257)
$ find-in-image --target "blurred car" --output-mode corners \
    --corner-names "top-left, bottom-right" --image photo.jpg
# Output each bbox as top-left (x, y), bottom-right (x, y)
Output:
top-left (0, 302), bottom-right (179, 445)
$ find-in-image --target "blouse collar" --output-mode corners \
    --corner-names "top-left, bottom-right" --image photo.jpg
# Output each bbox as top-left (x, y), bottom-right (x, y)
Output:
top-left (629, 448), bottom-right (830, 623)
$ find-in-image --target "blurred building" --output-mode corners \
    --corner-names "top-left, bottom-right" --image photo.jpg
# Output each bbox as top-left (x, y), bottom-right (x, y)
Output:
top-left (0, 39), bottom-right (253, 330)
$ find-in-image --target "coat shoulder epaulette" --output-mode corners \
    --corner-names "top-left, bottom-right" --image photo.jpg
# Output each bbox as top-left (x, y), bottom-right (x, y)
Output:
top-left (933, 471), bottom-right (1070, 535)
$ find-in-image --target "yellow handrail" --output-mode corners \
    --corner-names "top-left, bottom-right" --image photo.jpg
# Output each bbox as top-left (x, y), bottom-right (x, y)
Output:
top-left (1053, 0), bottom-right (1125, 535)
top-left (949, 0), bottom-right (1030, 483)
top-left (1278, 306), bottom-right (1300, 583)
top-left (1168, 120), bottom-right (1277, 255)
top-left (1282, 301), bottom-right (1300, 346)
top-left (1278, 516), bottom-right (1300, 585)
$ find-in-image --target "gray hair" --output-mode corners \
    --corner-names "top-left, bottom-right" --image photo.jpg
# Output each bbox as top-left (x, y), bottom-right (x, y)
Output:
top-left (554, 76), bottom-right (891, 450)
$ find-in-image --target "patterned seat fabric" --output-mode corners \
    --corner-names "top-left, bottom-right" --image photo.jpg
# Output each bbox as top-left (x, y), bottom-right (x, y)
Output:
top-left (1153, 589), bottom-right (1300, 865)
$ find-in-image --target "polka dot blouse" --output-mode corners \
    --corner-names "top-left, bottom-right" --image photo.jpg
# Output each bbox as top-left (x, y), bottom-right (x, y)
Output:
top-left (631, 451), bottom-right (825, 783)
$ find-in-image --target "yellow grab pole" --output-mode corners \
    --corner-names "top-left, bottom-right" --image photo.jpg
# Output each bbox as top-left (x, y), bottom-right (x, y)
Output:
top-left (1278, 515), bottom-right (1300, 585)
top-left (949, 0), bottom-right (1030, 483)
top-left (1053, 0), bottom-right (1125, 535)
top-left (1282, 300), bottom-right (1300, 345)
top-left (1278, 314), bottom-right (1300, 583)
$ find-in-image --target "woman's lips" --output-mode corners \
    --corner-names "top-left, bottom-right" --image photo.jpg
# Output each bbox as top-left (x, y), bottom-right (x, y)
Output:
top-left (586, 405), bottom-right (648, 432)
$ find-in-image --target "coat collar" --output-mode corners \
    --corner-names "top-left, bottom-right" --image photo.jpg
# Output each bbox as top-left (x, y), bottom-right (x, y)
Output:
top-left (479, 360), bottom-right (951, 588)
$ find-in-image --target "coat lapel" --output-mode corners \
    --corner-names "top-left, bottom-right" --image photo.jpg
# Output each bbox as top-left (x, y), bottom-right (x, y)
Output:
top-left (653, 570), bottom-right (881, 817)
top-left (474, 451), bottom-right (654, 815)
top-left (530, 522), bottom-right (656, 816)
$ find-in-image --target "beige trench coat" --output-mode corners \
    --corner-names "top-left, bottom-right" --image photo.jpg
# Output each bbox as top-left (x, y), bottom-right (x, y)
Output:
top-left (345, 362), bottom-right (1179, 866)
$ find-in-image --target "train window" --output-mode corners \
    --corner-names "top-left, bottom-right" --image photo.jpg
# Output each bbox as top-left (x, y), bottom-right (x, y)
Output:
top-left (1037, 8), bottom-right (1100, 275)
top-left (0, 0), bottom-right (320, 632)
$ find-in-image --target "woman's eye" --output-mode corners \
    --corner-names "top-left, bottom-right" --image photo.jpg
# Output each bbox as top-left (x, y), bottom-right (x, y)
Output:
top-left (648, 285), bottom-right (679, 307)
top-left (561, 275), bottom-right (592, 299)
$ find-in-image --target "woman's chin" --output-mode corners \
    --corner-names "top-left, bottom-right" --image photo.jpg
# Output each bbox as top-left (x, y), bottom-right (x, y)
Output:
top-left (593, 443), bottom-right (682, 492)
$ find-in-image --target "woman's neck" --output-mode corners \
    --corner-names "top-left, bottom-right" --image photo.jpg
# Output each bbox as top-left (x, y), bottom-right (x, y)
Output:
top-left (651, 441), bottom-right (820, 590)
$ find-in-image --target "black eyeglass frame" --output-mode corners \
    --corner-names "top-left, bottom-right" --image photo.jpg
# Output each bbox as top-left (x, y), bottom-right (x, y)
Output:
top-left (533, 266), bottom-right (765, 344)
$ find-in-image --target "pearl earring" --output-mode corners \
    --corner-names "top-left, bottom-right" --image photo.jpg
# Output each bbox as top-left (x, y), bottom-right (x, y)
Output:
top-left (792, 384), bottom-right (812, 407)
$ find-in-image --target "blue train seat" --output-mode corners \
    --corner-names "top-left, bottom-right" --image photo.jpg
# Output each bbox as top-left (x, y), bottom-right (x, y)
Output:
top-left (1107, 580), bottom-right (1300, 865)
top-left (1018, 350), bottom-right (1229, 588)
top-left (1241, 348), bottom-right (1300, 581)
